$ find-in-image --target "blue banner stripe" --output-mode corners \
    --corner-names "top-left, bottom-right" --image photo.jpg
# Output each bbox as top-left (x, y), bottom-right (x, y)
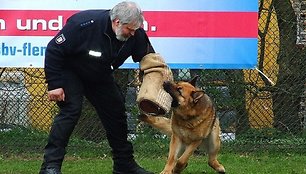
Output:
top-left (121, 63), bottom-right (257, 69)
top-left (2, 0), bottom-right (258, 12)
top-left (121, 37), bottom-right (258, 69)
top-left (138, 0), bottom-right (258, 12)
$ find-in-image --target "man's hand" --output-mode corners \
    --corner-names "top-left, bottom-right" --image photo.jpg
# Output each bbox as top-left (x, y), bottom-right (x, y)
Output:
top-left (48, 88), bottom-right (65, 101)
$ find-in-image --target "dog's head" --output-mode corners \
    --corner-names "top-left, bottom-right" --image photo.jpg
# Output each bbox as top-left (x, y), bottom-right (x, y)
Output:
top-left (163, 75), bottom-right (205, 108)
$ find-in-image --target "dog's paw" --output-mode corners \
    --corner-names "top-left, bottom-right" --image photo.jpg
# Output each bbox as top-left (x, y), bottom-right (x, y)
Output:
top-left (174, 162), bottom-right (188, 173)
top-left (160, 170), bottom-right (172, 174)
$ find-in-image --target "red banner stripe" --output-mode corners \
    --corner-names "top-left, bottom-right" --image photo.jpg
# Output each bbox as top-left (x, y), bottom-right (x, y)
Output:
top-left (0, 10), bottom-right (76, 36)
top-left (144, 11), bottom-right (258, 38)
top-left (0, 10), bottom-right (257, 37)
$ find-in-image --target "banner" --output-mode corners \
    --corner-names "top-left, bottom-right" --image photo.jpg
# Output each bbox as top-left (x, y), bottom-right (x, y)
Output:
top-left (0, 0), bottom-right (258, 69)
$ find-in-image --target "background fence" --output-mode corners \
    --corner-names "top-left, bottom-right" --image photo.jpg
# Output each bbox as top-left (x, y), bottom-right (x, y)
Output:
top-left (1, 0), bottom-right (306, 158)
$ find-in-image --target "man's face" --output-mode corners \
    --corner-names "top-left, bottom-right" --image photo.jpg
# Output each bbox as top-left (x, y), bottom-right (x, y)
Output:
top-left (115, 21), bottom-right (138, 41)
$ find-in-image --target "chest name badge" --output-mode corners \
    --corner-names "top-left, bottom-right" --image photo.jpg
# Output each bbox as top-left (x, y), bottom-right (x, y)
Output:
top-left (89, 50), bottom-right (102, 57)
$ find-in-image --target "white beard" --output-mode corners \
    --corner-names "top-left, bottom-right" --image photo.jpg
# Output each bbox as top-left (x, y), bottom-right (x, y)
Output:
top-left (115, 26), bottom-right (129, 41)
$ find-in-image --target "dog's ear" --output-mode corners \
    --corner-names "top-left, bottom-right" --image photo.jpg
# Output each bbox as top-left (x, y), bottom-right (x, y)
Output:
top-left (192, 90), bottom-right (204, 104)
top-left (189, 75), bottom-right (199, 87)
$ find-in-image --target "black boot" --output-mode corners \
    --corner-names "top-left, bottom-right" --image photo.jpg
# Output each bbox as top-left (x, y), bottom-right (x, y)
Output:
top-left (39, 166), bottom-right (62, 174)
top-left (113, 167), bottom-right (154, 174)
top-left (113, 161), bottom-right (154, 174)
top-left (39, 161), bottom-right (62, 174)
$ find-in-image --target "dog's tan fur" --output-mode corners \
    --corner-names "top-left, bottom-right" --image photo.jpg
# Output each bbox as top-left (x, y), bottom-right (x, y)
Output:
top-left (139, 76), bottom-right (225, 174)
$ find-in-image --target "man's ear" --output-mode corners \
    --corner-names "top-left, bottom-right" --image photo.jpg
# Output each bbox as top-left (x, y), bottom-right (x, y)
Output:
top-left (189, 75), bottom-right (199, 87)
top-left (192, 90), bottom-right (204, 104)
top-left (113, 18), bottom-right (120, 25)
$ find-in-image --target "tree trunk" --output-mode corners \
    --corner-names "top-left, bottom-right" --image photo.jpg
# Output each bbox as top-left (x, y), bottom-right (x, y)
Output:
top-left (272, 0), bottom-right (306, 134)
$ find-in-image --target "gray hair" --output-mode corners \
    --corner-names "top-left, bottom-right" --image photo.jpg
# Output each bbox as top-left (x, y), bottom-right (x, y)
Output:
top-left (110, 1), bottom-right (144, 28)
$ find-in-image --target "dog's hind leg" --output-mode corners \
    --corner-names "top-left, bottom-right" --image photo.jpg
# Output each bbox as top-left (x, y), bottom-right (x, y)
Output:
top-left (138, 113), bottom-right (172, 136)
top-left (205, 119), bottom-right (225, 173)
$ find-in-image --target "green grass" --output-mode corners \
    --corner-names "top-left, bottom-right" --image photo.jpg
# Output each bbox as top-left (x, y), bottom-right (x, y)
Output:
top-left (1, 126), bottom-right (306, 174)
top-left (1, 152), bottom-right (306, 174)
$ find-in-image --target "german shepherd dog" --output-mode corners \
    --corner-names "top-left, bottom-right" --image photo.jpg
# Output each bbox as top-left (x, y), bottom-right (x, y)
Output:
top-left (139, 76), bottom-right (225, 174)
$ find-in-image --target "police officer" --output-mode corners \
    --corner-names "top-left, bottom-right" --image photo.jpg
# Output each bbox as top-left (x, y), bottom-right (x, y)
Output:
top-left (40, 1), bottom-right (154, 174)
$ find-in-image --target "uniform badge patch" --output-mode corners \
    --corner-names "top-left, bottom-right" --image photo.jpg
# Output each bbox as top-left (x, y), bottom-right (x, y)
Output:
top-left (89, 50), bottom-right (102, 57)
top-left (55, 34), bottom-right (66, 44)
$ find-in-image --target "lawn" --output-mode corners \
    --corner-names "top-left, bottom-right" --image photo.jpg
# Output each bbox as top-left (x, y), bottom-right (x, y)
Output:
top-left (1, 127), bottom-right (306, 174)
top-left (1, 151), bottom-right (306, 174)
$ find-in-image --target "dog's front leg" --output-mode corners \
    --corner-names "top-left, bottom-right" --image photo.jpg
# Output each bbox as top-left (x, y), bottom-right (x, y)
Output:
top-left (138, 113), bottom-right (172, 136)
top-left (174, 140), bottom-right (202, 174)
top-left (160, 134), bottom-right (182, 174)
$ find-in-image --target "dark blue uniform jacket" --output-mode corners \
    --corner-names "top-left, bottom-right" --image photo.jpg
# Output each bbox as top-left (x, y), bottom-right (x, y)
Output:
top-left (44, 10), bottom-right (154, 91)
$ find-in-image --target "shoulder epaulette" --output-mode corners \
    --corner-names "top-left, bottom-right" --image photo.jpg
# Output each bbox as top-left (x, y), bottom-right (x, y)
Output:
top-left (80, 20), bottom-right (95, 27)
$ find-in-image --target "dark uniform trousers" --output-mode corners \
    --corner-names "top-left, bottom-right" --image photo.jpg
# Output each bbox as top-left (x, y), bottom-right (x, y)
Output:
top-left (41, 70), bottom-right (135, 171)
